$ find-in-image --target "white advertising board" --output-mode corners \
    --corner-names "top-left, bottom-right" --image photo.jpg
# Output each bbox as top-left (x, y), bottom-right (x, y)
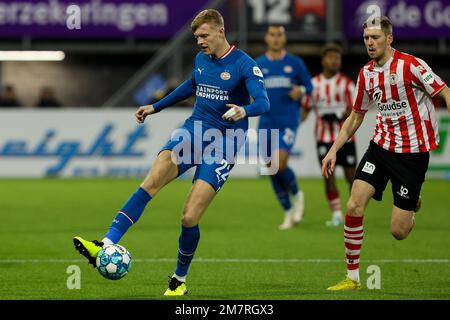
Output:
top-left (0, 108), bottom-right (449, 178)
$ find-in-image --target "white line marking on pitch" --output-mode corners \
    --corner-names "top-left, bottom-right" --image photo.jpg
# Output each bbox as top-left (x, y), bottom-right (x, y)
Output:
top-left (0, 258), bottom-right (450, 264)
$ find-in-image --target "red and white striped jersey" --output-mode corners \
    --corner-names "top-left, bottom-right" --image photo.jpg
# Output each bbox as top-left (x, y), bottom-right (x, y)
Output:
top-left (303, 72), bottom-right (355, 143)
top-left (353, 49), bottom-right (446, 153)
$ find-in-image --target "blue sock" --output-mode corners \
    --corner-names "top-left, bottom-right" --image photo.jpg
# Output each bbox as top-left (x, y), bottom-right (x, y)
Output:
top-left (105, 187), bottom-right (152, 243)
top-left (175, 225), bottom-right (200, 278)
top-left (278, 167), bottom-right (299, 195)
top-left (270, 174), bottom-right (292, 211)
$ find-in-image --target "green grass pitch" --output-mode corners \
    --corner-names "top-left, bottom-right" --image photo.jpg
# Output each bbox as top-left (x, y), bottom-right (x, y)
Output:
top-left (1, 178), bottom-right (449, 300)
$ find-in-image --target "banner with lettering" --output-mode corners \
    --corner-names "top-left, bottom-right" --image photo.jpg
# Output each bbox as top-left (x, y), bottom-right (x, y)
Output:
top-left (343, 0), bottom-right (450, 39)
top-left (1, 109), bottom-right (448, 178)
top-left (0, 0), bottom-right (209, 38)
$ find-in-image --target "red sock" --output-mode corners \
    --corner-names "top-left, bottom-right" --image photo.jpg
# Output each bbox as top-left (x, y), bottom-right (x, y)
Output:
top-left (344, 214), bottom-right (364, 273)
top-left (327, 191), bottom-right (341, 215)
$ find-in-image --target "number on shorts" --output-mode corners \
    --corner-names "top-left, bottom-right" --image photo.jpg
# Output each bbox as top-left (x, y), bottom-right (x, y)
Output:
top-left (215, 159), bottom-right (231, 183)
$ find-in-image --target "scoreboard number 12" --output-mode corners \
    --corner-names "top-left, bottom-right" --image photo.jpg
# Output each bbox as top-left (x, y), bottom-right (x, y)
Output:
top-left (248, 0), bottom-right (292, 24)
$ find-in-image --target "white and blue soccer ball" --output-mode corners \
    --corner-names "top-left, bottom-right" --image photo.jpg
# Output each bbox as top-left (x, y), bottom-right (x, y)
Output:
top-left (96, 244), bottom-right (132, 280)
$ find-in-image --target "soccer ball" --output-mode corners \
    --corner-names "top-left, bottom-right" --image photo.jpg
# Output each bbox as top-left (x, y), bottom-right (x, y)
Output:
top-left (96, 244), bottom-right (132, 280)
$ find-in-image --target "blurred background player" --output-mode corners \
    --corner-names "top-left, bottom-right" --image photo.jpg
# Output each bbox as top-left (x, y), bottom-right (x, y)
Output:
top-left (302, 44), bottom-right (356, 227)
top-left (0, 84), bottom-right (22, 107)
top-left (256, 25), bottom-right (313, 230)
top-left (73, 9), bottom-right (269, 296)
top-left (35, 86), bottom-right (62, 108)
top-left (323, 16), bottom-right (450, 291)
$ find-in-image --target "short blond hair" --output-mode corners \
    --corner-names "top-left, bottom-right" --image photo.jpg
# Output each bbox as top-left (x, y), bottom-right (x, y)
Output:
top-left (191, 9), bottom-right (224, 32)
top-left (363, 15), bottom-right (393, 36)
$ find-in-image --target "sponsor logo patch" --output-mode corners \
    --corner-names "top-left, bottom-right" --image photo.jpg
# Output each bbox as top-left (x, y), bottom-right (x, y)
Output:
top-left (283, 65), bottom-right (293, 73)
top-left (422, 72), bottom-right (435, 85)
top-left (373, 89), bottom-right (383, 102)
top-left (220, 71), bottom-right (231, 80)
top-left (347, 155), bottom-right (356, 165)
top-left (397, 185), bottom-right (410, 199)
top-left (318, 145), bottom-right (328, 157)
top-left (253, 66), bottom-right (263, 77)
top-left (362, 161), bottom-right (375, 174)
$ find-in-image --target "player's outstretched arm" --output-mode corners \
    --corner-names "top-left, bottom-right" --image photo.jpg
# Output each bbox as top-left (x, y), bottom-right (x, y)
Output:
top-left (238, 62), bottom-right (270, 118)
top-left (151, 77), bottom-right (196, 113)
top-left (135, 104), bottom-right (156, 123)
top-left (290, 58), bottom-right (313, 101)
top-left (437, 86), bottom-right (450, 114)
top-left (242, 81), bottom-right (270, 117)
top-left (322, 111), bottom-right (365, 178)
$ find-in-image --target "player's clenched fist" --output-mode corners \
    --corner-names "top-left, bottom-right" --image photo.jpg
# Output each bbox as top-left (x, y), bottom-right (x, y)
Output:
top-left (288, 85), bottom-right (305, 101)
top-left (135, 105), bottom-right (155, 123)
top-left (222, 104), bottom-right (247, 122)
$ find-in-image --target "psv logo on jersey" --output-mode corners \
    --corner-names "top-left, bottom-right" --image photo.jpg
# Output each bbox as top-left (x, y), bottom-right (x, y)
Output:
top-left (220, 71), bottom-right (231, 80)
top-left (283, 65), bottom-right (293, 73)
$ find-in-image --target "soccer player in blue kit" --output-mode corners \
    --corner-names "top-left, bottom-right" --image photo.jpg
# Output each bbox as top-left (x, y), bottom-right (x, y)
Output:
top-left (256, 25), bottom-right (313, 230)
top-left (73, 9), bottom-right (269, 296)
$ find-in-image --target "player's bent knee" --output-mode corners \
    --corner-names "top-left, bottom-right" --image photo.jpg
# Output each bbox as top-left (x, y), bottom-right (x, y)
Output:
top-left (391, 224), bottom-right (411, 240)
top-left (346, 198), bottom-right (365, 217)
top-left (182, 203), bottom-right (195, 225)
top-left (140, 179), bottom-right (159, 197)
top-left (141, 153), bottom-right (177, 196)
top-left (278, 161), bottom-right (288, 171)
top-left (181, 214), bottom-right (198, 228)
top-left (141, 172), bottom-right (166, 196)
top-left (391, 229), bottom-right (409, 240)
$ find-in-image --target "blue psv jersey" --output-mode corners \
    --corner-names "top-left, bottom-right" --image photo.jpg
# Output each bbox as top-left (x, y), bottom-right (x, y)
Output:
top-left (256, 52), bottom-right (313, 128)
top-left (153, 45), bottom-right (269, 132)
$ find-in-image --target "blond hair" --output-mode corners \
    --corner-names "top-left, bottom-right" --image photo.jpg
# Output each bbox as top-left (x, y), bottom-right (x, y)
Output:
top-left (191, 9), bottom-right (224, 32)
top-left (363, 15), bottom-right (393, 36)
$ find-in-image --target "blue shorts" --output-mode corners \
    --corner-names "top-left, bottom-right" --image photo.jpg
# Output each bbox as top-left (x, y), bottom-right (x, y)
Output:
top-left (258, 122), bottom-right (298, 160)
top-left (160, 118), bottom-right (242, 192)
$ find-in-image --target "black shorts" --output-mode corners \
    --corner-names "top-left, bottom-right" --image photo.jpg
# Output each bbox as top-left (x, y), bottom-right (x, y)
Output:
top-left (317, 141), bottom-right (357, 168)
top-left (355, 141), bottom-right (429, 211)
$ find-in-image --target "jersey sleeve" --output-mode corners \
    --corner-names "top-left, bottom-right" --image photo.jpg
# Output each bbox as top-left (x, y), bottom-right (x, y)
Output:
top-left (153, 69), bottom-right (196, 112)
top-left (295, 57), bottom-right (314, 94)
top-left (241, 59), bottom-right (270, 117)
top-left (345, 78), bottom-right (356, 111)
top-left (352, 69), bottom-right (371, 114)
top-left (410, 58), bottom-right (447, 98)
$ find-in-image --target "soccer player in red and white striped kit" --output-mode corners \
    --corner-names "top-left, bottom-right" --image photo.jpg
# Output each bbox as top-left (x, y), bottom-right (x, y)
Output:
top-left (322, 16), bottom-right (450, 291)
top-left (302, 44), bottom-right (357, 227)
